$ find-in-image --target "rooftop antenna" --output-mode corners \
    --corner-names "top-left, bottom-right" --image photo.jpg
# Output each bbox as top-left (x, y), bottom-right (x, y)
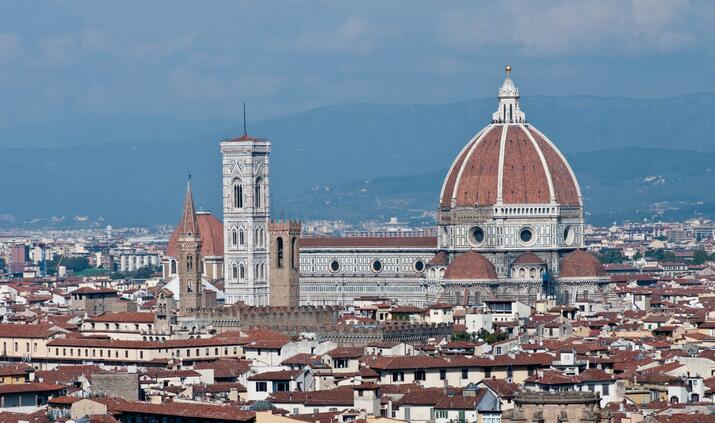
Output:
top-left (242, 102), bottom-right (247, 136)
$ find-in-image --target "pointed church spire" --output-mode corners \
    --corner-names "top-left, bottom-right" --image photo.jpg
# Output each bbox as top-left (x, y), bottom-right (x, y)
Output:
top-left (179, 177), bottom-right (199, 237)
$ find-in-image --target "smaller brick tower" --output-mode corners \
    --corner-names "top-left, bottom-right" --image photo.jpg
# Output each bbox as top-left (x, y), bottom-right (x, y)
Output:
top-left (268, 220), bottom-right (301, 307)
top-left (153, 290), bottom-right (175, 334)
top-left (177, 179), bottom-right (204, 315)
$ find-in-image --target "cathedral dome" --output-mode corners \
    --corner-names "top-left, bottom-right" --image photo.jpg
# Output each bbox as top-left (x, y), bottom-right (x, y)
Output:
top-left (166, 212), bottom-right (224, 258)
top-left (440, 125), bottom-right (580, 208)
top-left (444, 251), bottom-right (497, 280)
top-left (440, 67), bottom-right (581, 209)
top-left (559, 250), bottom-right (606, 278)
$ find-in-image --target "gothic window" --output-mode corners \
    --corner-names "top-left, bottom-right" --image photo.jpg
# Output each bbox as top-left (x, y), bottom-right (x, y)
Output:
top-left (519, 268), bottom-right (525, 278)
top-left (291, 237), bottom-right (297, 270)
top-left (254, 177), bottom-right (263, 208)
top-left (170, 259), bottom-right (177, 274)
top-left (255, 263), bottom-right (260, 280)
top-left (277, 237), bottom-right (284, 268)
top-left (530, 268), bottom-right (536, 279)
top-left (239, 229), bottom-right (245, 246)
top-left (232, 229), bottom-right (237, 247)
top-left (232, 264), bottom-right (238, 279)
top-left (186, 255), bottom-right (193, 271)
top-left (260, 228), bottom-right (265, 246)
top-left (239, 264), bottom-right (245, 279)
top-left (187, 280), bottom-right (193, 293)
top-left (200, 259), bottom-right (205, 275)
top-left (233, 181), bottom-right (243, 209)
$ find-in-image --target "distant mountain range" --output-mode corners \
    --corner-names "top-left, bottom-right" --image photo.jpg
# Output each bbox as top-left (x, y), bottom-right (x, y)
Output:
top-left (2, 94), bottom-right (715, 227)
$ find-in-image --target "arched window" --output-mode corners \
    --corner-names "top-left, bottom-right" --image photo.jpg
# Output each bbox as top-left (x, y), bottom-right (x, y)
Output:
top-left (255, 263), bottom-right (260, 280)
top-left (186, 255), bottom-right (193, 271)
top-left (239, 264), bottom-right (245, 279)
top-left (232, 229), bottom-right (237, 247)
top-left (232, 264), bottom-right (238, 279)
top-left (187, 280), bottom-right (193, 293)
top-left (261, 263), bottom-right (266, 279)
top-left (529, 268), bottom-right (536, 279)
top-left (170, 260), bottom-right (177, 274)
top-left (291, 237), bottom-right (297, 270)
top-left (200, 260), bottom-right (204, 275)
top-left (233, 182), bottom-right (243, 209)
top-left (239, 229), bottom-right (245, 246)
top-left (260, 228), bottom-right (265, 246)
top-left (519, 268), bottom-right (525, 278)
top-left (254, 177), bottom-right (263, 208)
top-left (276, 237), bottom-right (284, 268)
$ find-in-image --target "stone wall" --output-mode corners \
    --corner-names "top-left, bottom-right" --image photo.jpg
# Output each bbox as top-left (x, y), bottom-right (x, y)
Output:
top-left (90, 372), bottom-right (139, 401)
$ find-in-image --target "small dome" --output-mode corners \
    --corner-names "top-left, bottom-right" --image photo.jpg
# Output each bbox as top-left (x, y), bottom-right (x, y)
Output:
top-left (166, 212), bottom-right (224, 257)
top-left (428, 251), bottom-right (449, 266)
top-left (444, 251), bottom-right (497, 280)
top-left (560, 250), bottom-right (606, 278)
top-left (512, 252), bottom-right (546, 266)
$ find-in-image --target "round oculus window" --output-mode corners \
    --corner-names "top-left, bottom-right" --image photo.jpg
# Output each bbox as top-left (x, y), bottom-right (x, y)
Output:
top-left (371, 259), bottom-right (383, 273)
top-left (329, 260), bottom-right (340, 272)
top-left (469, 226), bottom-right (485, 246)
top-left (519, 228), bottom-right (534, 244)
top-left (414, 260), bottom-right (425, 272)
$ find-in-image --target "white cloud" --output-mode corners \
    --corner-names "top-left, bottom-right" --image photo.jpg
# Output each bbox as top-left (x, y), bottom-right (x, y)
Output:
top-left (437, 0), bottom-right (696, 56)
top-left (296, 16), bottom-right (380, 55)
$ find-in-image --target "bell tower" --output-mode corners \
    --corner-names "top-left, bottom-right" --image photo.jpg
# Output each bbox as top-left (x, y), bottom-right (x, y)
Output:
top-left (268, 220), bottom-right (301, 307)
top-left (220, 124), bottom-right (271, 306)
top-left (177, 179), bottom-right (204, 314)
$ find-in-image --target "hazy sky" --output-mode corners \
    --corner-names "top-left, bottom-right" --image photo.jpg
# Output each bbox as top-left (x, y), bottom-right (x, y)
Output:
top-left (0, 0), bottom-right (713, 126)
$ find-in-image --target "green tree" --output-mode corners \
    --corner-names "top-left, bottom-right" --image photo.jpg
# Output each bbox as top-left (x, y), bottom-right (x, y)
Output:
top-left (693, 249), bottom-right (709, 265)
top-left (113, 265), bottom-right (162, 280)
top-left (46, 256), bottom-right (91, 275)
top-left (476, 329), bottom-right (509, 344)
top-left (647, 249), bottom-right (676, 262)
top-left (597, 249), bottom-right (625, 264)
top-left (451, 331), bottom-right (473, 342)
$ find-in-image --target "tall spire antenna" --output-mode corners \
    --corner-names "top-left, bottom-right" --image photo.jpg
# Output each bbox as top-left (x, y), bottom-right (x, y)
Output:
top-left (242, 102), bottom-right (247, 136)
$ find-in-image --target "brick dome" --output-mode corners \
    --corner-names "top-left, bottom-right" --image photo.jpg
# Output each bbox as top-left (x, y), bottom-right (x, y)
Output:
top-left (560, 250), bottom-right (606, 278)
top-left (444, 251), bottom-right (497, 280)
top-left (512, 251), bottom-right (545, 265)
top-left (428, 251), bottom-right (449, 266)
top-left (440, 124), bottom-right (581, 209)
top-left (166, 211), bottom-right (224, 258)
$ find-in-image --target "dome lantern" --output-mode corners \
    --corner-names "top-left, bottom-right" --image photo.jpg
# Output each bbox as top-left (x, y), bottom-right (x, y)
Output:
top-left (492, 64), bottom-right (526, 124)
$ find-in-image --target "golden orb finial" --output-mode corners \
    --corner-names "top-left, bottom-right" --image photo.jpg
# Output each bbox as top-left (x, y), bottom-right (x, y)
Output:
top-left (505, 64), bottom-right (512, 76)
